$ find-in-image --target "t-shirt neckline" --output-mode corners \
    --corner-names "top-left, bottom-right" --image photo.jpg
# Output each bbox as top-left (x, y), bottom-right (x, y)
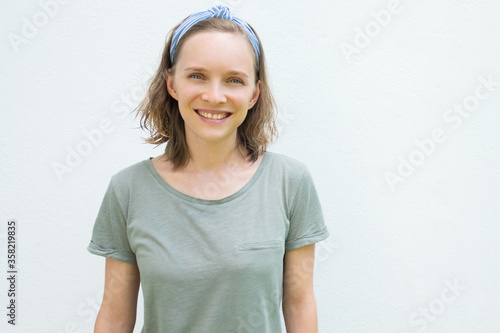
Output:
top-left (145, 152), bottom-right (270, 205)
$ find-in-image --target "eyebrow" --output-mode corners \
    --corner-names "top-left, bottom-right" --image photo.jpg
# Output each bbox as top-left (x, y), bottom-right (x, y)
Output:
top-left (183, 67), bottom-right (249, 78)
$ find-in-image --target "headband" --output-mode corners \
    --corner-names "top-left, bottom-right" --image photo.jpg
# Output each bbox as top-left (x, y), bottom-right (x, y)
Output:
top-left (169, 5), bottom-right (260, 68)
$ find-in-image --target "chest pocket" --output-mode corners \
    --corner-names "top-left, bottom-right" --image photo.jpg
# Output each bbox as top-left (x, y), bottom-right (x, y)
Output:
top-left (236, 239), bottom-right (283, 251)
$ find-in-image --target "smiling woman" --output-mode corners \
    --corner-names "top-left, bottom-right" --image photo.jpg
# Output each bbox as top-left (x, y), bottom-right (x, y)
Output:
top-left (137, 14), bottom-right (275, 171)
top-left (87, 5), bottom-right (330, 333)
top-left (167, 31), bottom-right (261, 149)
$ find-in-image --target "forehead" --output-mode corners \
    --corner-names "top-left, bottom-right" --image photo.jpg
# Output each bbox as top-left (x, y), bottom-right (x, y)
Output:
top-left (175, 31), bottom-right (256, 73)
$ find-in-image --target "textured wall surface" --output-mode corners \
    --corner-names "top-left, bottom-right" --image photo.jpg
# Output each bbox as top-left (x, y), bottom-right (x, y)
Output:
top-left (1, 0), bottom-right (500, 332)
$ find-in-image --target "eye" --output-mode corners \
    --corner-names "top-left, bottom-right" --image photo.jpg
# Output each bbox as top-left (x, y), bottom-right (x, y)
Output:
top-left (189, 73), bottom-right (203, 80)
top-left (229, 78), bottom-right (244, 84)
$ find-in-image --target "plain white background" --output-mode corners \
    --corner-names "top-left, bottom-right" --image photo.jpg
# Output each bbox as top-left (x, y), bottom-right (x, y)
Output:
top-left (1, 0), bottom-right (499, 332)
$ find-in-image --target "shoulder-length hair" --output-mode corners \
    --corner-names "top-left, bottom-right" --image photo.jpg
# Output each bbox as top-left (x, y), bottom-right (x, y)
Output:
top-left (136, 17), bottom-right (277, 170)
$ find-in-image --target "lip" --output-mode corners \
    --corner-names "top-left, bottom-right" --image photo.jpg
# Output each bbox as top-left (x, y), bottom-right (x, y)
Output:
top-left (196, 109), bottom-right (232, 115)
top-left (195, 109), bottom-right (232, 123)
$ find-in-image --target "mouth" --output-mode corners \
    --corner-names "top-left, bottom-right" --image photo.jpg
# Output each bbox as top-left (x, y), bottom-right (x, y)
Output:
top-left (195, 109), bottom-right (232, 120)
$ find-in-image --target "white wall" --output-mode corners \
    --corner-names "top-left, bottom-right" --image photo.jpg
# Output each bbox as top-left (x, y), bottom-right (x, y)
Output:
top-left (1, 0), bottom-right (499, 332)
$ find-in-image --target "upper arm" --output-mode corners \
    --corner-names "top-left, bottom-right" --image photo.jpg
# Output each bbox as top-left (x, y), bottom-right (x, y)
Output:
top-left (95, 257), bottom-right (141, 332)
top-left (282, 243), bottom-right (316, 305)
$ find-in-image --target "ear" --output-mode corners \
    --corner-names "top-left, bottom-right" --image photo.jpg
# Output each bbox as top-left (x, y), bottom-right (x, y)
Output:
top-left (166, 70), bottom-right (178, 101)
top-left (248, 80), bottom-right (261, 109)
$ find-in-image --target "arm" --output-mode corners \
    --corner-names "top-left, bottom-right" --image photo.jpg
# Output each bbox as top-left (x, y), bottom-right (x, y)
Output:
top-left (282, 243), bottom-right (318, 333)
top-left (94, 257), bottom-right (141, 333)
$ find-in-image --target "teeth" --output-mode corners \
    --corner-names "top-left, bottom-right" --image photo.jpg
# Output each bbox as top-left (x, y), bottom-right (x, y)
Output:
top-left (198, 111), bottom-right (229, 119)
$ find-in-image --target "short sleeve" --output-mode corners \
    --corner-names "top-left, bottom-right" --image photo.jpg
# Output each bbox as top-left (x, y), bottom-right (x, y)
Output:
top-left (285, 166), bottom-right (330, 251)
top-left (87, 180), bottom-right (137, 264)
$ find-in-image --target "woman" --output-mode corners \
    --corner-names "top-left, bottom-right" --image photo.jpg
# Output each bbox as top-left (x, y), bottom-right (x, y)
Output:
top-left (88, 5), bottom-right (330, 332)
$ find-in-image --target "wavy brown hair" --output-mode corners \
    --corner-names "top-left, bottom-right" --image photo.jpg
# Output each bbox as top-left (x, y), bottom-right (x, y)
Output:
top-left (135, 17), bottom-right (277, 170)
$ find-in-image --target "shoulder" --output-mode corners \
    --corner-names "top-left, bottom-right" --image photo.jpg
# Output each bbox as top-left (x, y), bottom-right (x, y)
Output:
top-left (108, 159), bottom-right (152, 193)
top-left (264, 151), bottom-right (308, 181)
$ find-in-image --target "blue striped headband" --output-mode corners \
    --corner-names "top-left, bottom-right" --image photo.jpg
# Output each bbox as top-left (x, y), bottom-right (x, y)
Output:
top-left (169, 5), bottom-right (260, 68)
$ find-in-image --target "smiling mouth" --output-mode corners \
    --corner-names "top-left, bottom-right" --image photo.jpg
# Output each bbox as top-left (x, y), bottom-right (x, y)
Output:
top-left (195, 110), bottom-right (231, 120)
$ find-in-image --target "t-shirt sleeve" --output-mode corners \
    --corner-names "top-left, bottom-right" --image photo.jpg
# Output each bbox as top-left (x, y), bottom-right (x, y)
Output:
top-left (285, 166), bottom-right (330, 251)
top-left (87, 179), bottom-right (137, 264)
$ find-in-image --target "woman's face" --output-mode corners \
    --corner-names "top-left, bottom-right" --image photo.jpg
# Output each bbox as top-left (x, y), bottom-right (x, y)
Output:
top-left (166, 31), bottom-right (261, 146)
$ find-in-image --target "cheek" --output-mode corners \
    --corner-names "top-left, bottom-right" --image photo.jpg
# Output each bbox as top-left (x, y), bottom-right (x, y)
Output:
top-left (176, 84), bottom-right (201, 104)
top-left (232, 90), bottom-right (256, 107)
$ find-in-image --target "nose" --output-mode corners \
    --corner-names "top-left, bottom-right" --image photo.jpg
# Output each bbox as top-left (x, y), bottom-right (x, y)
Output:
top-left (201, 81), bottom-right (227, 104)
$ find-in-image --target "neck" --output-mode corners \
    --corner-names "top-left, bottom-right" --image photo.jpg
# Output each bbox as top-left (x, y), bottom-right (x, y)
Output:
top-left (184, 133), bottom-right (248, 172)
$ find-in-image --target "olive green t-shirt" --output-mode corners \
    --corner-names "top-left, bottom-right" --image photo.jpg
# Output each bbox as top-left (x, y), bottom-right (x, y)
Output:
top-left (88, 151), bottom-right (330, 332)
